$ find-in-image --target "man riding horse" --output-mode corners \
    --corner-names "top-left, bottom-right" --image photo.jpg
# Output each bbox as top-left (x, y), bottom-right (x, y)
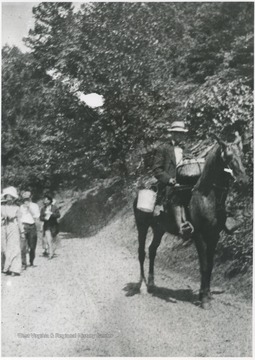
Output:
top-left (152, 121), bottom-right (193, 240)
top-left (134, 124), bottom-right (248, 308)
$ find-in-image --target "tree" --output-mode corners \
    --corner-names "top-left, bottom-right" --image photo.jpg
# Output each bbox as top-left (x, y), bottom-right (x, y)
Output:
top-left (2, 2), bottom-right (253, 193)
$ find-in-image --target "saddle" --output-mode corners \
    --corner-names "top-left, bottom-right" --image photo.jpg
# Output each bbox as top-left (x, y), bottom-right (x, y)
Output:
top-left (154, 183), bottom-right (193, 208)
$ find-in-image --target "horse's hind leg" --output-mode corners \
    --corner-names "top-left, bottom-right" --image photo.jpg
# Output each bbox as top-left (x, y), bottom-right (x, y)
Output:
top-left (147, 225), bottom-right (165, 292)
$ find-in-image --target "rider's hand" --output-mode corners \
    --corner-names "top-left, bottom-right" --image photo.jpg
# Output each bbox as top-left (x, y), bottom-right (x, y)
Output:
top-left (169, 178), bottom-right (176, 186)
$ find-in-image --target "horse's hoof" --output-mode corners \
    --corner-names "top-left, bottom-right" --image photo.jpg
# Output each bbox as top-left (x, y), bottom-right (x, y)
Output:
top-left (201, 298), bottom-right (211, 310)
top-left (208, 292), bottom-right (213, 300)
top-left (147, 275), bottom-right (154, 286)
top-left (147, 284), bottom-right (155, 293)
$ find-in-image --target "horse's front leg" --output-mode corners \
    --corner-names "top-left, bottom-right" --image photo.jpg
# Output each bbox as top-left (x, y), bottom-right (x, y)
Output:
top-left (206, 231), bottom-right (219, 299)
top-left (147, 224), bottom-right (165, 292)
top-left (194, 231), bottom-right (211, 309)
top-left (138, 224), bottom-right (149, 284)
top-left (195, 229), bottom-right (219, 309)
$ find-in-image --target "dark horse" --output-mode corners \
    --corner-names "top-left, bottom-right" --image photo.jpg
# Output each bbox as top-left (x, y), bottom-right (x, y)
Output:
top-left (134, 133), bottom-right (248, 309)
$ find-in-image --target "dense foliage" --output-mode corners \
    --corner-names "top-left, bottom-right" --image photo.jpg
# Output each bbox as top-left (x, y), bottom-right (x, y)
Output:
top-left (2, 2), bottom-right (253, 194)
top-left (2, 1), bottom-right (253, 216)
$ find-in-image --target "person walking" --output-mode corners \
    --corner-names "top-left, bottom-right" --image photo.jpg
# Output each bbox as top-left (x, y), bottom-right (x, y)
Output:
top-left (19, 191), bottom-right (40, 268)
top-left (40, 194), bottom-right (60, 260)
top-left (41, 194), bottom-right (57, 256)
top-left (1, 187), bottom-right (23, 276)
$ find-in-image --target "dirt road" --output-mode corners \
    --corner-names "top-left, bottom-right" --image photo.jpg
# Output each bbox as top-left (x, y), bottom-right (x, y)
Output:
top-left (2, 216), bottom-right (252, 357)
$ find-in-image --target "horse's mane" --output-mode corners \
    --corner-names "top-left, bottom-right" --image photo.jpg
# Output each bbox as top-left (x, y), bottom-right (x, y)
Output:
top-left (194, 144), bottom-right (224, 195)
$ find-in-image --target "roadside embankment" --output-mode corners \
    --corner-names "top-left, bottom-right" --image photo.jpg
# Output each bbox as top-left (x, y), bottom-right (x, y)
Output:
top-left (58, 177), bottom-right (127, 237)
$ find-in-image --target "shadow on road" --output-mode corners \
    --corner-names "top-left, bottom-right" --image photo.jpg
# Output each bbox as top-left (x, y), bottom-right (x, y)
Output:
top-left (59, 233), bottom-right (79, 240)
top-left (123, 282), bottom-right (199, 306)
top-left (123, 282), bottom-right (142, 297)
top-left (151, 286), bottom-right (199, 305)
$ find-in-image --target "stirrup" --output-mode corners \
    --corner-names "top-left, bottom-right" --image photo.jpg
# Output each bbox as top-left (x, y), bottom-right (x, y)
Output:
top-left (180, 221), bottom-right (194, 232)
top-left (180, 221), bottom-right (194, 241)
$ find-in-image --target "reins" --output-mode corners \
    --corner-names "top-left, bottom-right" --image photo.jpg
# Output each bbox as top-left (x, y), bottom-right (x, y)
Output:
top-left (212, 183), bottom-right (229, 208)
top-left (212, 162), bottom-right (233, 208)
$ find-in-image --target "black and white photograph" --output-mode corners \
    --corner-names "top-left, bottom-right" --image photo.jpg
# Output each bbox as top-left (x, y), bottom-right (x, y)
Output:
top-left (1, 1), bottom-right (253, 357)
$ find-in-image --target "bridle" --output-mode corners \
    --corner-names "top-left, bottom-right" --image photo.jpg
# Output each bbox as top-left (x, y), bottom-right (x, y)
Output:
top-left (224, 165), bottom-right (236, 182)
top-left (210, 130), bottom-right (243, 182)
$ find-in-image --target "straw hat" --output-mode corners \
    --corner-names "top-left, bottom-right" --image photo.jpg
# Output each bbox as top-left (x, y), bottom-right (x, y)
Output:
top-left (2, 186), bottom-right (19, 199)
top-left (167, 121), bottom-right (188, 133)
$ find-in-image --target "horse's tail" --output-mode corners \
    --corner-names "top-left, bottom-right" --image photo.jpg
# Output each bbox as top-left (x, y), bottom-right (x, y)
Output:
top-left (133, 196), bottom-right (139, 226)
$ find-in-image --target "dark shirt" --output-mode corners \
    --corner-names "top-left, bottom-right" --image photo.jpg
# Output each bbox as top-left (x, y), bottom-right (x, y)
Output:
top-left (40, 204), bottom-right (60, 236)
top-left (153, 144), bottom-right (176, 185)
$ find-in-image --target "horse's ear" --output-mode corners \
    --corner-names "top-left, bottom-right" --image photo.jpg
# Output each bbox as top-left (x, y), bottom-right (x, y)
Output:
top-left (209, 133), bottom-right (227, 148)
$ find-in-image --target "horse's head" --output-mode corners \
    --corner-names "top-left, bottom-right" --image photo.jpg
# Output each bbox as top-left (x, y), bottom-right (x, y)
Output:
top-left (212, 132), bottom-right (249, 188)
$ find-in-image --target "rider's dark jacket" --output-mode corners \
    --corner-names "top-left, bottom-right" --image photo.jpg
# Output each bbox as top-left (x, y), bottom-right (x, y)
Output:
top-left (153, 143), bottom-right (191, 208)
top-left (152, 143), bottom-right (177, 206)
top-left (153, 144), bottom-right (176, 184)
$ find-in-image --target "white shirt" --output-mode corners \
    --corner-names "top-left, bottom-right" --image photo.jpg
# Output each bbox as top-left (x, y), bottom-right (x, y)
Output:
top-left (174, 146), bottom-right (183, 167)
top-left (20, 202), bottom-right (40, 224)
top-left (44, 205), bottom-right (52, 221)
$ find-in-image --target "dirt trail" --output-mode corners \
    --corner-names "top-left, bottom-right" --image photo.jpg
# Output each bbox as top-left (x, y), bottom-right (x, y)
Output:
top-left (2, 215), bottom-right (252, 357)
